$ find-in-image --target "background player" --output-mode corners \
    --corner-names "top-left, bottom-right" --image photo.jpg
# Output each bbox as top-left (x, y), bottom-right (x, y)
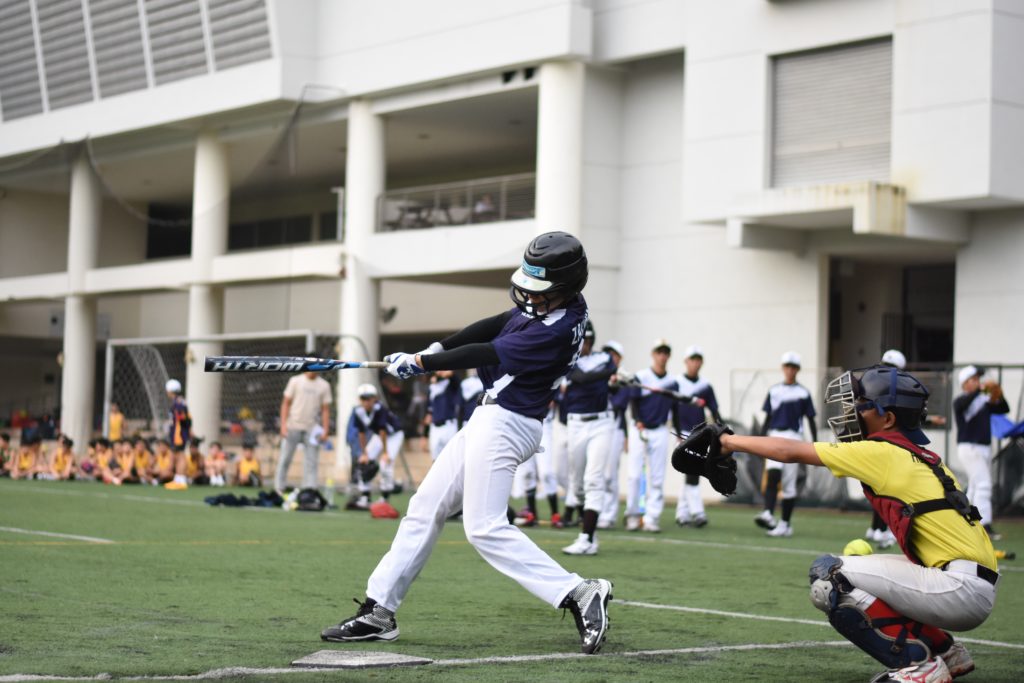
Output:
top-left (717, 365), bottom-right (997, 683)
top-left (425, 370), bottom-right (462, 462)
top-left (754, 351), bottom-right (817, 538)
top-left (345, 384), bottom-right (402, 510)
top-left (561, 321), bottom-right (617, 555)
top-left (163, 379), bottom-right (192, 490)
top-left (321, 232), bottom-right (612, 655)
top-left (672, 345), bottom-right (719, 528)
top-left (624, 339), bottom-right (677, 532)
top-left (953, 365), bottom-right (1009, 540)
top-left (598, 341), bottom-right (626, 529)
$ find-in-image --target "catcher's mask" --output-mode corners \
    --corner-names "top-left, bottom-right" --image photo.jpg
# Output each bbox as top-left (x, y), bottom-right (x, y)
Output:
top-left (509, 231), bottom-right (588, 318)
top-left (825, 365), bottom-right (929, 444)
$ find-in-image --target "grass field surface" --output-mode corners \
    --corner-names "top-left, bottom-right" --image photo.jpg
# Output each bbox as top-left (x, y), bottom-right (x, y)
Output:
top-left (1, 478), bottom-right (1021, 682)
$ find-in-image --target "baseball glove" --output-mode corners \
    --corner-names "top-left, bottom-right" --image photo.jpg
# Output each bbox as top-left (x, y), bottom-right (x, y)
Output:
top-left (671, 421), bottom-right (737, 496)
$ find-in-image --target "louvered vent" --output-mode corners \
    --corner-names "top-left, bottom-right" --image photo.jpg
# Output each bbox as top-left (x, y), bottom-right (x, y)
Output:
top-left (0, 0), bottom-right (45, 119)
top-left (90, 0), bottom-right (149, 97)
top-left (37, 0), bottom-right (93, 110)
top-left (208, 0), bottom-right (272, 70)
top-left (772, 39), bottom-right (892, 188)
top-left (145, 0), bottom-right (208, 85)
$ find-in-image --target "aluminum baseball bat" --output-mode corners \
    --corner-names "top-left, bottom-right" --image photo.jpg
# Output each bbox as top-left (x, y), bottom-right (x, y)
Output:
top-left (204, 356), bottom-right (389, 372)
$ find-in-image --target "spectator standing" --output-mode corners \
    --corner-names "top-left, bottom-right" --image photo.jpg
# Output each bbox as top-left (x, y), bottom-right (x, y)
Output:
top-left (276, 370), bottom-right (333, 493)
top-left (108, 403), bottom-right (124, 441)
top-left (953, 365), bottom-right (1010, 540)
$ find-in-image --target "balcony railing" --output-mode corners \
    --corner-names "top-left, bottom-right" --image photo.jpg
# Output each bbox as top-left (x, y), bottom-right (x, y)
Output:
top-left (377, 173), bottom-right (535, 232)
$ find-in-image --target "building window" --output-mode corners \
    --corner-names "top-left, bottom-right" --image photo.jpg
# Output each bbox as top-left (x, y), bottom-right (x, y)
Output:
top-left (228, 215), bottom-right (314, 252)
top-left (771, 38), bottom-right (892, 188)
top-left (145, 204), bottom-right (192, 259)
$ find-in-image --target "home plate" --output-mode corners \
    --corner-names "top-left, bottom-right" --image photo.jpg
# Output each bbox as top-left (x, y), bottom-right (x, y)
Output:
top-left (291, 650), bottom-right (433, 669)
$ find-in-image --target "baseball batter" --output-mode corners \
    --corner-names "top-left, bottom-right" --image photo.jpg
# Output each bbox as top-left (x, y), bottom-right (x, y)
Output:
top-left (754, 351), bottom-right (817, 537)
top-left (718, 365), bottom-right (998, 683)
top-left (321, 232), bottom-right (612, 654)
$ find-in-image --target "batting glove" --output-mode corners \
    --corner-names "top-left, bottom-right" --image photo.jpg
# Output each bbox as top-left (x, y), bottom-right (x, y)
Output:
top-left (385, 352), bottom-right (427, 379)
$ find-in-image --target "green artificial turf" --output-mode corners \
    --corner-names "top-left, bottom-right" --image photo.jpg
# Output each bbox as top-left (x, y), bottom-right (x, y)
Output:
top-left (1, 478), bottom-right (1021, 682)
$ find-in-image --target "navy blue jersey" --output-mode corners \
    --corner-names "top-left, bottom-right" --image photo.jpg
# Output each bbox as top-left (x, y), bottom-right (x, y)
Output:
top-left (953, 390), bottom-right (1009, 444)
top-left (673, 374), bottom-right (719, 432)
top-left (479, 297), bottom-right (588, 421)
top-left (460, 375), bottom-right (484, 424)
top-left (349, 403), bottom-right (401, 436)
top-left (610, 384), bottom-right (630, 432)
top-left (630, 368), bottom-right (678, 427)
top-left (563, 351), bottom-right (616, 414)
top-left (428, 377), bottom-right (462, 424)
top-left (763, 382), bottom-right (816, 434)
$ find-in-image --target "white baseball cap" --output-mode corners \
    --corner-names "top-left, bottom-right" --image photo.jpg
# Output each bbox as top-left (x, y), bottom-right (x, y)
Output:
top-left (780, 351), bottom-right (802, 367)
top-left (165, 379), bottom-right (182, 394)
top-left (684, 345), bottom-right (704, 359)
top-left (602, 340), bottom-right (625, 357)
top-left (881, 349), bottom-right (907, 370)
top-left (652, 338), bottom-right (672, 353)
top-left (357, 383), bottom-right (378, 398)
top-left (958, 365), bottom-right (980, 387)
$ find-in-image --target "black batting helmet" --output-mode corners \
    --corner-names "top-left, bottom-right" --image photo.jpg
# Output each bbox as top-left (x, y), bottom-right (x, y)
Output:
top-left (509, 231), bottom-right (588, 317)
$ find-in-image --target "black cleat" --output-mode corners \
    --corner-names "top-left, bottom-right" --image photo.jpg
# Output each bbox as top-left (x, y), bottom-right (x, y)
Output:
top-left (692, 514), bottom-right (708, 528)
top-left (560, 579), bottom-right (613, 654)
top-left (321, 598), bottom-right (399, 642)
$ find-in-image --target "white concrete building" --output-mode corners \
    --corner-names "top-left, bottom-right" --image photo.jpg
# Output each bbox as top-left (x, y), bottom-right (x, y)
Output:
top-left (1, 0), bottom-right (1021, 462)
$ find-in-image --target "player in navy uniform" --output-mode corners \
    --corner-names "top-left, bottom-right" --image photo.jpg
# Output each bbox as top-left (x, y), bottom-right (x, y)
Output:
top-left (321, 232), bottom-right (612, 654)
top-left (624, 340), bottom-right (682, 532)
top-left (672, 345), bottom-right (720, 528)
top-left (953, 365), bottom-right (1009, 540)
top-left (754, 351), bottom-right (817, 537)
top-left (346, 384), bottom-right (403, 509)
top-left (561, 321), bottom-right (618, 555)
top-left (425, 370), bottom-right (462, 461)
top-left (459, 370), bottom-right (484, 426)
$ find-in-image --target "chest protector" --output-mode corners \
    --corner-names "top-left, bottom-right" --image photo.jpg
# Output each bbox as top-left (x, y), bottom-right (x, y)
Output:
top-left (861, 432), bottom-right (981, 566)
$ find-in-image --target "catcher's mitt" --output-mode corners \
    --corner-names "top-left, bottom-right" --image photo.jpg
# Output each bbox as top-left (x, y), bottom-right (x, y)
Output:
top-left (671, 421), bottom-right (737, 495)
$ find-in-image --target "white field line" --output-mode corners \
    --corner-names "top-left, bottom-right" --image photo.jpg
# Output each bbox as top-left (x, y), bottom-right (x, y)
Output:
top-left (0, 525), bottom-right (113, 544)
top-left (0, 641), bottom-right (853, 681)
top-left (619, 599), bottom-right (1024, 649)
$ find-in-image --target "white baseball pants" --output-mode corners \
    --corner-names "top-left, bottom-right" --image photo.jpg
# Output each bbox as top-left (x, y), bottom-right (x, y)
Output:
top-left (626, 424), bottom-right (669, 527)
top-left (366, 404), bottom-right (583, 612)
top-left (552, 419), bottom-right (575, 507)
top-left (429, 419), bottom-right (458, 462)
top-left (512, 415), bottom-right (558, 498)
top-left (957, 443), bottom-right (993, 525)
top-left (599, 427), bottom-right (626, 526)
top-left (830, 554), bottom-right (997, 631)
top-left (765, 429), bottom-right (802, 499)
top-left (362, 432), bottom-right (404, 494)
top-left (567, 414), bottom-right (613, 513)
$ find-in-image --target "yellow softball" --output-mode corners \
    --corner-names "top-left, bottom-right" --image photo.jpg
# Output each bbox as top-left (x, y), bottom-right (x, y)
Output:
top-left (843, 539), bottom-right (874, 556)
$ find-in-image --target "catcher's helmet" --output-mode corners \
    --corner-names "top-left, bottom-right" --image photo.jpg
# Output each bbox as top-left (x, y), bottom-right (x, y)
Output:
top-left (509, 231), bottom-right (588, 317)
top-left (825, 365), bottom-right (929, 444)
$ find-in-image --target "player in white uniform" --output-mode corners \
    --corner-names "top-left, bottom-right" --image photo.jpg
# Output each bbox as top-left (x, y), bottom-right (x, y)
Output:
top-left (321, 232), bottom-right (612, 654)
top-left (561, 322), bottom-right (618, 555)
top-left (345, 384), bottom-right (402, 509)
top-left (624, 339), bottom-right (678, 533)
top-left (672, 345), bottom-right (720, 528)
top-left (597, 341), bottom-right (626, 529)
top-left (754, 351), bottom-right (817, 538)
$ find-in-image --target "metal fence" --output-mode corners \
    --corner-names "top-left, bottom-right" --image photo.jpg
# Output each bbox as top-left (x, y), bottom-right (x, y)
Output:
top-left (377, 173), bottom-right (535, 232)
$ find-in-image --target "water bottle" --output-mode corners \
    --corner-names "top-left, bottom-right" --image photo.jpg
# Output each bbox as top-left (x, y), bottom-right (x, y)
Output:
top-left (323, 477), bottom-right (336, 509)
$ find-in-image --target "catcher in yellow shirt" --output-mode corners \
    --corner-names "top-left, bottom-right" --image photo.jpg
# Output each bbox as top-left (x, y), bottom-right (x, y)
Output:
top-left (717, 366), bottom-right (997, 683)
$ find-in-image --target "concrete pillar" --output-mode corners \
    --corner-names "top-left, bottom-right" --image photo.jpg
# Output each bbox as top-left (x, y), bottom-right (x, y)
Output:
top-left (336, 100), bottom-right (384, 481)
top-left (185, 130), bottom-right (229, 444)
top-left (536, 61), bottom-right (584, 236)
top-left (60, 148), bottom-right (101, 456)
